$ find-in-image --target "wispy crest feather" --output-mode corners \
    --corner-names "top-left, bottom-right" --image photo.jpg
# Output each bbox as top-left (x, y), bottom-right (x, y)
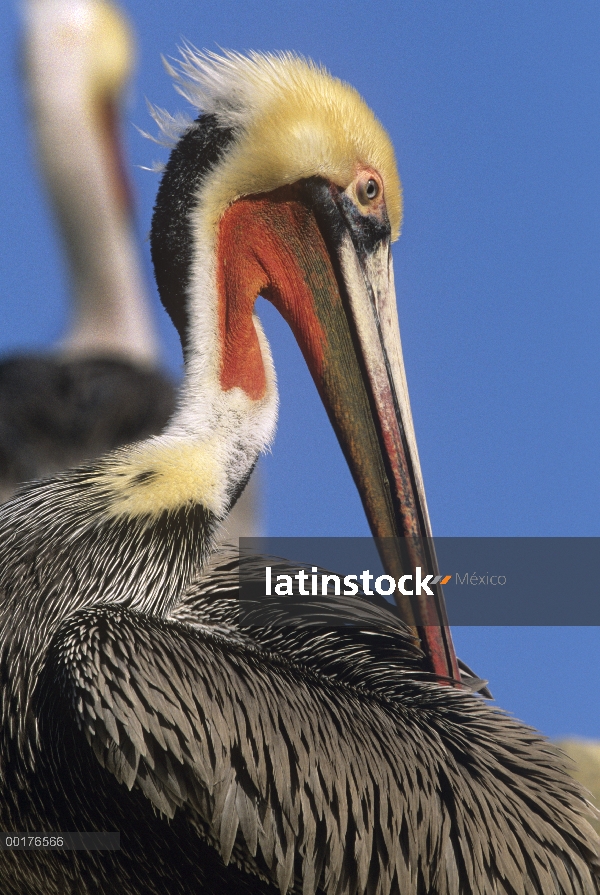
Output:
top-left (145, 99), bottom-right (193, 146)
top-left (164, 46), bottom-right (326, 132)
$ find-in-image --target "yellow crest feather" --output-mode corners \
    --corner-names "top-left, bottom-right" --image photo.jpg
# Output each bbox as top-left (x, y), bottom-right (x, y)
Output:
top-left (161, 47), bottom-right (403, 240)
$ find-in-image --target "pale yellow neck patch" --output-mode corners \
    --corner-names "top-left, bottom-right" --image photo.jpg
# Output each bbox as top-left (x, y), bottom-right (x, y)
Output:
top-left (97, 439), bottom-right (228, 521)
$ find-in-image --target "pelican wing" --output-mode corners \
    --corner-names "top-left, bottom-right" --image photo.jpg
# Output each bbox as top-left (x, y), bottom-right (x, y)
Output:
top-left (46, 595), bottom-right (599, 895)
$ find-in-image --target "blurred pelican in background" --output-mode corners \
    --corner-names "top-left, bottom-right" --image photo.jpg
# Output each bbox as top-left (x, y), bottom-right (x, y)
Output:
top-left (0, 0), bottom-right (262, 537)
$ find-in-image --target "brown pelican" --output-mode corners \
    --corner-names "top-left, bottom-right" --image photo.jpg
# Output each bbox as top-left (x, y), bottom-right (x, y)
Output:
top-left (0, 47), bottom-right (598, 894)
top-left (0, 0), bottom-right (175, 501)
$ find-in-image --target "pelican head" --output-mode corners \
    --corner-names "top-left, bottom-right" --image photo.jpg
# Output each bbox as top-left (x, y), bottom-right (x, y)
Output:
top-left (144, 48), bottom-right (459, 681)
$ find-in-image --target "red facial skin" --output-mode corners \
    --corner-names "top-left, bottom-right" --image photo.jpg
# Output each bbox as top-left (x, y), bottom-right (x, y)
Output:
top-left (216, 190), bottom-right (329, 400)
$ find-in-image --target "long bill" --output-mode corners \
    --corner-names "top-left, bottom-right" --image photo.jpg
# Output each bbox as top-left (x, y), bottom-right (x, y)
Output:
top-left (282, 179), bottom-right (460, 684)
top-left (220, 179), bottom-right (460, 683)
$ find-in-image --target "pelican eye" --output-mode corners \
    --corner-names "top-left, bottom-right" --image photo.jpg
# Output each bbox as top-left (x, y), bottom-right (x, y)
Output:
top-left (365, 179), bottom-right (378, 199)
top-left (357, 177), bottom-right (381, 206)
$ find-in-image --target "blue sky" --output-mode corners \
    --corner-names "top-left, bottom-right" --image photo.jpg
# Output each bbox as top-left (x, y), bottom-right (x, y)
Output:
top-left (1, 0), bottom-right (599, 737)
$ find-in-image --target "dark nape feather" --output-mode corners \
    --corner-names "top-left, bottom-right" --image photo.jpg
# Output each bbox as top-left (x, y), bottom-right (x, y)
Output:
top-left (151, 114), bottom-right (235, 356)
top-left (0, 355), bottom-right (175, 500)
